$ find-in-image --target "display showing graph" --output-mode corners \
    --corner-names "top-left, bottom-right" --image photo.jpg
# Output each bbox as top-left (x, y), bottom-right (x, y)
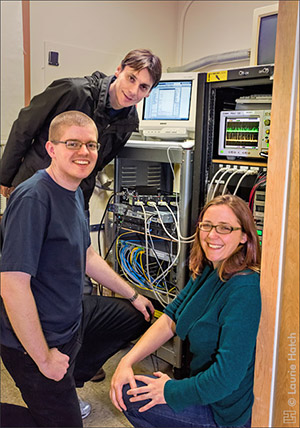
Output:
top-left (225, 119), bottom-right (259, 147)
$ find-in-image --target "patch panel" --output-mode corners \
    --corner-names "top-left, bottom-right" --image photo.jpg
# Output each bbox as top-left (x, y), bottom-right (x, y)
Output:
top-left (109, 202), bottom-right (176, 224)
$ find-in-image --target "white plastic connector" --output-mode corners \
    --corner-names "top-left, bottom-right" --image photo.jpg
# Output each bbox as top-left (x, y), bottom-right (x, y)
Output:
top-left (250, 167), bottom-right (259, 172)
top-left (147, 201), bottom-right (157, 207)
top-left (157, 201), bottom-right (168, 206)
top-left (134, 201), bottom-right (144, 206)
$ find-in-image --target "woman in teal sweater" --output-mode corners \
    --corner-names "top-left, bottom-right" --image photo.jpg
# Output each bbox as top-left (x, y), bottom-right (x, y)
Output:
top-left (110, 195), bottom-right (261, 427)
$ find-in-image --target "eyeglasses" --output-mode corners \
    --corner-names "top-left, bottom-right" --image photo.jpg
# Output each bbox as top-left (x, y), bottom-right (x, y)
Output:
top-left (198, 222), bottom-right (242, 235)
top-left (51, 140), bottom-right (100, 152)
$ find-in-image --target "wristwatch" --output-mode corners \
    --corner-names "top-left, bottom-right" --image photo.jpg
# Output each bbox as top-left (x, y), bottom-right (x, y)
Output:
top-left (128, 290), bottom-right (139, 303)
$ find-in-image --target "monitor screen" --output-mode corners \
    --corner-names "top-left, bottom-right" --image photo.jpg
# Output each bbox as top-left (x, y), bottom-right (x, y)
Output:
top-left (224, 117), bottom-right (260, 149)
top-left (143, 80), bottom-right (193, 121)
top-left (257, 13), bottom-right (278, 65)
top-left (137, 72), bottom-right (198, 140)
top-left (250, 3), bottom-right (278, 66)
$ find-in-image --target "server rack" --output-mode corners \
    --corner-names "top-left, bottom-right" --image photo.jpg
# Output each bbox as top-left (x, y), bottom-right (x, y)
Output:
top-left (191, 65), bottom-right (274, 238)
top-left (109, 140), bottom-right (194, 372)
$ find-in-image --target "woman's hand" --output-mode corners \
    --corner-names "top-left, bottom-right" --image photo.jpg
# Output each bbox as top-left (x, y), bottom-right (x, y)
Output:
top-left (127, 371), bottom-right (171, 412)
top-left (110, 360), bottom-right (137, 412)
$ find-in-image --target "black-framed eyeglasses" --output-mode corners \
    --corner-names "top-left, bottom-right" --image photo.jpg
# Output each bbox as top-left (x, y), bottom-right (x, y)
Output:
top-left (198, 222), bottom-right (242, 235)
top-left (51, 140), bottom-right (100, 152)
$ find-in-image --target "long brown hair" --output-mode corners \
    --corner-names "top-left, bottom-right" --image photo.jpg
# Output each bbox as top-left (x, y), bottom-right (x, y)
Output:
top-left (189, 195), bottom-right (261, 281)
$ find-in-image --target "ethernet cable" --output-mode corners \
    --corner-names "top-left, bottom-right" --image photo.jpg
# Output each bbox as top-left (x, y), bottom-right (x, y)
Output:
top-left (163, 202), bottom-right (196, 242)
top-left (166, 146), bottom-right (196, 242)
top-left (206, 167), bottom-right (230, 201)
top-left (149, 235), bottom-right (181, 306)
top-left (117, 238), bottom-right (176, 301)
top-left (147, 218), bottom-right (169, 288)
top-left (233, 169), bottom-right (258, 196)
top-left (222, 169), bottom-right (245, 195)
top-left (248, 174), bottom-right (267, 211)
top-left (125, 204), bottom-right (176, 305)
top-left (211, 168), bottom-right (237, 200)
top-left (134, 201), bottom-right (151, 282)
top-left (143, 205), bottom-right (179, 305)
top-left (149, 202), bottom-right (195, 244)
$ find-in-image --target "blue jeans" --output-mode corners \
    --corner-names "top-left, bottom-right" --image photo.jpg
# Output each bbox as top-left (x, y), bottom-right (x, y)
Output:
top-left (122, 380), bottom-right (252, 428)
top-left (1, 296), bottom-right (149, 427)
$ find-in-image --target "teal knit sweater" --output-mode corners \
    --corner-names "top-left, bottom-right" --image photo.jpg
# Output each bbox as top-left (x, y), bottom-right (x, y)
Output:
top-left (164, 265), bottom-right (261, 427)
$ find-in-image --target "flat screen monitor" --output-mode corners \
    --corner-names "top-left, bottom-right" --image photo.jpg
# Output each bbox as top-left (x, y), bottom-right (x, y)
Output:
top-left (137, 72), bottom-right (198, 140)
top-left (250, 3), bottom-right (278, 66)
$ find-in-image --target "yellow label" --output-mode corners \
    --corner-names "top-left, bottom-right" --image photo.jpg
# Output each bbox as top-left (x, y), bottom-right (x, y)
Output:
top-left (207, 70), bottom-right (228, 82)
top-left (154, 309), bottom-right (163, 318)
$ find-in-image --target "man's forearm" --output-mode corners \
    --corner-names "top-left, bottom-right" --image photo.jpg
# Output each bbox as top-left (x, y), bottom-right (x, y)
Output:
top-left (1, 272), bottom-right (50, 365)
top-left (86, 246), bottom-right (136, 299)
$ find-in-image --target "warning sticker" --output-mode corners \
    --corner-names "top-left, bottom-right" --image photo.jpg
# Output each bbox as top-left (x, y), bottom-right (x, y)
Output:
top-left (207, 70), bottom-right (228, 82)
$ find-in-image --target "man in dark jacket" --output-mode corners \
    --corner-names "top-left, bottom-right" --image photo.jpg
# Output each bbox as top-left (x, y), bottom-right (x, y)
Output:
top-left (0, 49), bottom-right (162, 208)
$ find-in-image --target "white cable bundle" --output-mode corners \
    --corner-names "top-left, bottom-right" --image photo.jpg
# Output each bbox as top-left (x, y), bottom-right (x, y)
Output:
top-left (233, 170), bottom-right (257, 195)
top-left (210, 168), bottom-right (236, 200)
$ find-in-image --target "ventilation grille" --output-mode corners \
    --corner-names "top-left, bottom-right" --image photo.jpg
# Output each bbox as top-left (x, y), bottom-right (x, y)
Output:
top-left (147, 165), bottom-right (162, 187)
top-left (121, 166), bottom-right (137, 187)
top-left (120, 164), bottom-right (162, 188)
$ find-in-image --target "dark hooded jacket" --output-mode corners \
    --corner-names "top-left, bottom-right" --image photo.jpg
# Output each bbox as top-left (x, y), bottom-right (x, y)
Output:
top-left (0, 71), bottom-right (139, 206)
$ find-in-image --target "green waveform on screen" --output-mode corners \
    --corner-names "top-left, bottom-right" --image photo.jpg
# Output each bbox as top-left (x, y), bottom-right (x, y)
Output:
top-left (226, 127), bottom-right (259, 132)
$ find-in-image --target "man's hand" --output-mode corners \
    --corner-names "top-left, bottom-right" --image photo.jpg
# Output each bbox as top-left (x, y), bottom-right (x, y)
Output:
top-left (85, 246), bottom-right (154, 321)
top-left (0, 185), bottom-right (15, 198)
top-left (131, 294), bottom-right (154, 321)
top-left (37, 348), bottom-right (70, 381)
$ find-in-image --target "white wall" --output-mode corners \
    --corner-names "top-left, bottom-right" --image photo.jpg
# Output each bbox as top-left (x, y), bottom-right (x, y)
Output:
top-left (0, 1), bottom-right (24, 214)
top-left (29, 1), bottom-right (179, 95)
top-left (1, 1), bottom-right (279, 133)
top-left (29, 0), bottom-right (278, 95)
top-left (1, 0), bottom-right (279, 222)
top-left (0, 1), bottom-right (24, 142)
top-left (176, 0), bottom-right (278, 71)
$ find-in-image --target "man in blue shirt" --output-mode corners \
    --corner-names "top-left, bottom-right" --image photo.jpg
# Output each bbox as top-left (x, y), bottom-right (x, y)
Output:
top-left (0, 110), bottom-right (154, 427)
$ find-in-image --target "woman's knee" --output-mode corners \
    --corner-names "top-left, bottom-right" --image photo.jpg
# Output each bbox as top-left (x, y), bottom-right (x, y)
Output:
top-left (122, 381), bottom-right (151, 412)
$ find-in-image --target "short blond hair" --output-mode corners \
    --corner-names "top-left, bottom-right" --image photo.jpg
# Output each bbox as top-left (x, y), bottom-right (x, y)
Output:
top-left (49, 111), bottom-right (98, 141)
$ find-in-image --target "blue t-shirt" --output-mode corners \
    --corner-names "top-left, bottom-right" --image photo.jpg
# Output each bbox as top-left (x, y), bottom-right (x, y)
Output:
top-left (0, 169), bottom-right (91, 350)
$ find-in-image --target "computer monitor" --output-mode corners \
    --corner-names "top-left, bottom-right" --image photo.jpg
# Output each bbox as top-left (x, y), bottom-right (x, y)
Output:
top-left (250, 3), bottom-right (278, 66)
top-left (137, 72), bottom-right (198, 140)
